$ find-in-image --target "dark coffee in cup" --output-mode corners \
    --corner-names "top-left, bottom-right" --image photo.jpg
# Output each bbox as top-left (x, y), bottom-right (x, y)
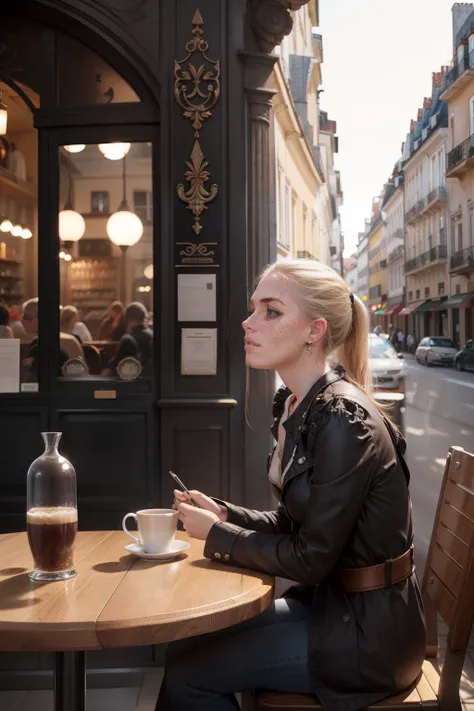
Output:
top-left (27, 507), bottom-right (78, 573)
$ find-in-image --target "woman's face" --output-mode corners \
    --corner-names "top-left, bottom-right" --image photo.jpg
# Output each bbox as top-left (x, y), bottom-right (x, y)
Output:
top-left (242, 272), bottom-right (320, 371)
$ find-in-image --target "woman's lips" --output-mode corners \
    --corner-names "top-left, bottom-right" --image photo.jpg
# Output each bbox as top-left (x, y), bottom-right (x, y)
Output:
top-left (245, 339), bottom-right (260, 350)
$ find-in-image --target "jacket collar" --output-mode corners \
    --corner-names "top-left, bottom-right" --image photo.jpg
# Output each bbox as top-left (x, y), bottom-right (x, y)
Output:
top-left (280, 366), bottom-right (346, 439)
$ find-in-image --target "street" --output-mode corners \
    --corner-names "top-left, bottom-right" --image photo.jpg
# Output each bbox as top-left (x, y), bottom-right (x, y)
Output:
top-left (404, 356), bottom-right (474, 570)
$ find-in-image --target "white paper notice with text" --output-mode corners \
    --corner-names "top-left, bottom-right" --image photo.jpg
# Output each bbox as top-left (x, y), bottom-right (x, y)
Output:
top-left (0, 339), bottom-right (20, 392)
top-left (178, 274), bottom-right (216, 322)
top-left (181, 328), bottom-right (217, 375)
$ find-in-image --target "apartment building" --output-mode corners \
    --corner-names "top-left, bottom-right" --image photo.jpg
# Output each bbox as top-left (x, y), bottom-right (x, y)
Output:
top-left (367, 197), bottom-right (387, 327)
top-left (356, 231), bottom-right (369, 306)
top-left (274, 1), bottom-right (339, 265)
top-left (441, 2), bottom-right (474, 346)
top-left (401, 73), bottom-right (449, 341)
top-left (382, 167), bottom-right (405, 330)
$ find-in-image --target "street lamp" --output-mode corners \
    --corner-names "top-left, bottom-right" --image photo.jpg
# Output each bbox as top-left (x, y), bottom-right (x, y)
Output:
top-left (106, 154), bottom-right (143, 302)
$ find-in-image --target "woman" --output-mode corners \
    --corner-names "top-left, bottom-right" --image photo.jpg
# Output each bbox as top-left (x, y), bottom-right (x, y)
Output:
top-left (0, 305), bottom-right (13, 338)
top-left (97, 301), bottom-right (126, 341)
top-left (60, 305), bottom-right (92, 343)
top-left (158, 260), bottom-right (425, 711)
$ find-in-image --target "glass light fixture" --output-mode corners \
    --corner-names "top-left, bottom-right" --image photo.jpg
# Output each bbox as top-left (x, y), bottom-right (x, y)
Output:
top-left (0, 92), bottom-right (7, 136)
top-left (106, 156), bottom-right (143, 248)
top-left (64, 253), bottom-right (72, 262)
top-left (59, 210), bottom-right (85, 242)
top-left (143, 264), bottom-right (154, 280)
top-left (64, 145), bottom-right (86, 154)
top-left (59, 151), bottom-right (85, 242)
top-left (59, 251), bottom-right (65, 259)
top-left (11, 224), bottom-right (23, 237)
top-left (21, 228), bottom-right (32, 240)
top-left (98, 142), bottom-right (131, 161)
top-left (0, 218), bottom-right (13, 233)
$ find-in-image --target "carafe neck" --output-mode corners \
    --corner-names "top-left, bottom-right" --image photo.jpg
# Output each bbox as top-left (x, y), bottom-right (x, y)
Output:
top-left (41, 432), bottom-right (62, 455)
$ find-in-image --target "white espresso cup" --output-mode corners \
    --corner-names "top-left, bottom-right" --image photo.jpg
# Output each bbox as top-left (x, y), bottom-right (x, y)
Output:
top-left (122, 509), bottom-right (178, 553)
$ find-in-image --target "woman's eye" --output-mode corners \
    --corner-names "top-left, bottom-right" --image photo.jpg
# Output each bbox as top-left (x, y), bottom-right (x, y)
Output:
top-left (266, 307), bottom-right (281, 318)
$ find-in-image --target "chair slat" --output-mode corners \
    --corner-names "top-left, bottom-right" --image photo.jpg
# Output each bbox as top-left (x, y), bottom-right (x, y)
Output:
top-left (447, 453), bottom-right (474, 491)
top-left (439, 504), bottom-right (474, 547)
top-left (429, 542), bottom-right (463, 599)
top-left (444, 480), bottom-right (474, 523)
top-left (425, 568), bottom-right (455, 626)
top-left (435, 524), bottom-right (469, 570)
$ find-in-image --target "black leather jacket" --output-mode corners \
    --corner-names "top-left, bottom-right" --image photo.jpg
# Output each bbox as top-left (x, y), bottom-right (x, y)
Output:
top-left (205, 367), bottom-right (426, 711)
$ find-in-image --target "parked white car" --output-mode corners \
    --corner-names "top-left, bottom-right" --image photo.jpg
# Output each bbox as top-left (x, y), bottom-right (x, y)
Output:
top-left (415, 337), bottom-right (458, 367)
top-left (368, 334), bottom-right (407, 391)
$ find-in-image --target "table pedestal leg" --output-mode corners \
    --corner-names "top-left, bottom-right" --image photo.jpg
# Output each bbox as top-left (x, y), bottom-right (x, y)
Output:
top-left (54, 651), bottom-right (86, 711)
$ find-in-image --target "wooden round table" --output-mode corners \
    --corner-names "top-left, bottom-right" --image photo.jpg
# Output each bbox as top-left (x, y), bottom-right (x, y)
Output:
top-left (0, 530), bottom-right (274, 711)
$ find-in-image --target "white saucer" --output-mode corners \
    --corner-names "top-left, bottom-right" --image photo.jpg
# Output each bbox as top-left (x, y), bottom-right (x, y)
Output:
top-left (125, 539), bottom-right (190, 561)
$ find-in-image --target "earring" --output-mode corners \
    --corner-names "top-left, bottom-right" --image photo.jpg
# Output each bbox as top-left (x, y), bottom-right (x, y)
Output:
top-left (305, 341), bottom-right (313, 357)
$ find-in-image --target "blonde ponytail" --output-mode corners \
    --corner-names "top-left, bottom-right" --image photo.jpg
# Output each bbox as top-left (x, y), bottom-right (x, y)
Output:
top-left (337, 294), bottom-right (373, 397)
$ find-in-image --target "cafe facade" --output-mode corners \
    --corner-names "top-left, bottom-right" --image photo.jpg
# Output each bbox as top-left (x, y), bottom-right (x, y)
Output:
top-left (0, 0), bottom-right (313, 684)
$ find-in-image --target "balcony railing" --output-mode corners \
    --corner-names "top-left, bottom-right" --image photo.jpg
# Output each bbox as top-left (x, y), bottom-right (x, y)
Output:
top-left (405, 245), bottom-right (447, 274)
top-left (405, 198), bottom-right (426, 223)
top-left (427, 186), bottom-right (447, 204)
top-left (447, 134), bottom-right (474, 172)
top-left (450, 245), bottom-right (474, 272)
top-left (442, 49), bottom-right (474, 92)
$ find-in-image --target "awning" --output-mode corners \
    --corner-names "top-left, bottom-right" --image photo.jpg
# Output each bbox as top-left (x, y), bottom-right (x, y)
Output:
top-left (443, 292), bottom-right (474, 309)
top-left (384, 302), bottom-right (404, 317)
top-left (374, 302), bottom-right (388, 315)
top-left (399, 300), bottom-right (425, 316)
top-left (415, 297), bottom-right (448, 312)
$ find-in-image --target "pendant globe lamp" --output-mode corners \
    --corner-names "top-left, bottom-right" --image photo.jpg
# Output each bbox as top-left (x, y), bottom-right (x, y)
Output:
top-left (0, 92), bottom-right (8, 135)
top-left (98, 142), bottom-right (131, 161)
top-left (106, 154), bottom-right (143, 303)
top-left (58, 152), bottom-right (85, 250)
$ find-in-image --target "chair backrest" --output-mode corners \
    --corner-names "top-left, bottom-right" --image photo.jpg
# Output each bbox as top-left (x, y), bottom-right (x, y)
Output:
top-left (422, 446), bottom-right (474, 707)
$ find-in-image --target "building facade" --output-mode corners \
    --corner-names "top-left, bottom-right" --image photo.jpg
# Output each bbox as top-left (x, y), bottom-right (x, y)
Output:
top-left (382, 168), bottom-right (406, 330)
top-left (319, 111), bottom-right (344, 273)
top-left (442, 2), bottom-right (474, 346)
top-left (367, 197), bottom-right (387, 327)
top-left (402, 75), bottom-right (449, 341)
top-left (356, 231), bottom-right (369, 306)
top-left (274, 1), bottom-right (326, 261)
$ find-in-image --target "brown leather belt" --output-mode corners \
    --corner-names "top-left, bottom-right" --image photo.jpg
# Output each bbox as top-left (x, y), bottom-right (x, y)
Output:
top-left (337, 546), bottom-right (415, 593)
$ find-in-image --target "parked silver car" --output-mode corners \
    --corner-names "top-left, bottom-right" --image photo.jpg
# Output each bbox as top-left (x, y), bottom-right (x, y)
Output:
top-left (415, 337), bottom-right (458, 366)
top-left (368, 334), bottom-right (407, 391)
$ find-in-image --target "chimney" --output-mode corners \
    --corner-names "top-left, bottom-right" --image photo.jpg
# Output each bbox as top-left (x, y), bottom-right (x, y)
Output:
top-left (423, 97), bottom-right (432, 110)
top-left (432, 71), bottom-right (442, 89)
top-left (410, 119), bottom-right (415, 134)
top-left (417, 108), bottom-right (423, 122)
top-left (452, 4), bottom-right (474, 54)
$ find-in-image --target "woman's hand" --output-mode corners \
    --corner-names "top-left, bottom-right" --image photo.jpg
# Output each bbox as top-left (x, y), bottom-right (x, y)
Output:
top-left (172, 489), bottom-right (227, 522)
top-left (176, 502), bottom-right (220, 540)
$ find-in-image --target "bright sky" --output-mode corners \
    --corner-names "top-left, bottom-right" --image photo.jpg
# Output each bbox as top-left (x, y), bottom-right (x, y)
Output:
top-left (317, 0), bottom-right (458, 256)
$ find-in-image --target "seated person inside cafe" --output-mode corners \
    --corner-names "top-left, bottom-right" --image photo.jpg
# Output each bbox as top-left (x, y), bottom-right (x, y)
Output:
top-left (105, 301), bottom-right (153, 377)
top-left (159, 259), bottom-right (425, 711)
top-left (21, 298), bottom-right (74, 380)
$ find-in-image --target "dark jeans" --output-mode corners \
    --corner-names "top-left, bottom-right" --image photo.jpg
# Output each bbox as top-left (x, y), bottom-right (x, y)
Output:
top-left (155, 597), bottom-right (313, 710)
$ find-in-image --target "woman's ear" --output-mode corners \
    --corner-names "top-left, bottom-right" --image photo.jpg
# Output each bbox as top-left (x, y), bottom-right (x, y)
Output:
top-left (309, 318), bottom-right (328, 344)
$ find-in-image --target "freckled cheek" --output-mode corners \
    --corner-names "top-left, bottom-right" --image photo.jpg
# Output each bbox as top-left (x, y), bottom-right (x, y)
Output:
top-left (266, 319), bottom-right (302, 347)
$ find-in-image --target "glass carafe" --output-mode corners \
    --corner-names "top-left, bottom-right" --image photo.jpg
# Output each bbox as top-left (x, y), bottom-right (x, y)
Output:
top-left (27, 432), bottom-right (78, 581)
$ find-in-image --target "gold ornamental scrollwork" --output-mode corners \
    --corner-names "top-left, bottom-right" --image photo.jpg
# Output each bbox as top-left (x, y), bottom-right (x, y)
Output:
top-left (175, 9), bottom-right (220, 235)
top-left (174, 9), bottom-right (221, 135)
top-left (177, 140), bottom-right (218, 235)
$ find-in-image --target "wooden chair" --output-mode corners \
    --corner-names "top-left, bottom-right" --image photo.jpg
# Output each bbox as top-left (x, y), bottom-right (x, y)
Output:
top-left (254, 446), bottom-right (474, 710)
